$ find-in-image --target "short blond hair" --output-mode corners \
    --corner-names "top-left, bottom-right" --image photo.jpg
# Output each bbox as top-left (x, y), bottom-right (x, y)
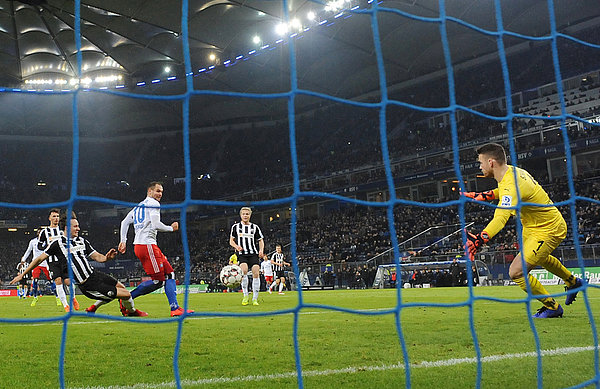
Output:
top-left (240, 207), bottom-right (252, 215)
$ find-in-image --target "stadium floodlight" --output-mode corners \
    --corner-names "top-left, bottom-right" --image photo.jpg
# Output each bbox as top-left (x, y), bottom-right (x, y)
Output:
top-left (209, 53), bottom-right (216, 61)
top-left (325, 0), bottom-right (345, 12)
top-left (275, 22), bottom-right (288, 36)
top-left (164, 66), bottom-right (171, 73)
top-left (252, 35), bottom-right (261, 44)
top-left (307, 11), bottom-right (316, 21)
top-left (290, 18), bottom-right (302, 30)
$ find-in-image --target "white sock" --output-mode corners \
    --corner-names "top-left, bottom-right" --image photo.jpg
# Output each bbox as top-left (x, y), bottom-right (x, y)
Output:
top-left (268, 283), bottom-right (273, 291)
top-left (120, 297), bottom-right (135, 312)
top-left (93, 300), bottom-right (107, 308)
top-left (252, 278), bottom-right (260, 300)
top-left (56, 285), bottom-right (68, 307)
top-left (279, 282), bottom-right (284, 293)
top-left (241, 275), bottom-right (249, 296)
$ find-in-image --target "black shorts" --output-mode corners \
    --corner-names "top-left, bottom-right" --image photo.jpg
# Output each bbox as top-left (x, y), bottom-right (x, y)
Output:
top-left (237, 254), bottom-right (260, 268)
top-left (274, 270), bottom-right (286, 279)
top-left (49, 260), bottom-right (70, 281)
top-left (19, 277), bottom-right (28, 286)
top-left (79, 272), bottom-right (119, 302)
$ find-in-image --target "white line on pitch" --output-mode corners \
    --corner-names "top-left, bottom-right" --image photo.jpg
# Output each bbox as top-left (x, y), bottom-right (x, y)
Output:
top-left (72, 345), bottom-right (599, 389)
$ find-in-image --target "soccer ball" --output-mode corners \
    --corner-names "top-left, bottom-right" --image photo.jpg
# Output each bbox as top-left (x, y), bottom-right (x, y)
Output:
top-left (220, 264), bottom-right (243, 288)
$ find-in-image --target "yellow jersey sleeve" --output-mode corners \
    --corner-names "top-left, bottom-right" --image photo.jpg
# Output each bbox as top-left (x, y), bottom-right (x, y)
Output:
top-left (482, 165), bottom-right (564, 239)
top-left (483, 208), bottom-right (512, 238)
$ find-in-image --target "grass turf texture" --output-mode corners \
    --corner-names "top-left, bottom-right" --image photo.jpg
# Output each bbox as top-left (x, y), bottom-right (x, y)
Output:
top-left (0, 286), bottom-right (598, 388)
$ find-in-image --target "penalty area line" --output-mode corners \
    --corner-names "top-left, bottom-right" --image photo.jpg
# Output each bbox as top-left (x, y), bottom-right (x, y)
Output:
top-left (74, 345), bottom-right (599, 389)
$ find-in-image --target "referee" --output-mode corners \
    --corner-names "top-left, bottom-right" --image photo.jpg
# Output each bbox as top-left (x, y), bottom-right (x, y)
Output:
top-left (229, 207), bottom-right (264, 306)
top-left (10, 212), bottom-right (147, 317)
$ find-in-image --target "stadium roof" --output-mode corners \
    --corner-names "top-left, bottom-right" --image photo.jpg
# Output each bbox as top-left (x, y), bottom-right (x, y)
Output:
top-left (0, 0), bottom-right (599, 132)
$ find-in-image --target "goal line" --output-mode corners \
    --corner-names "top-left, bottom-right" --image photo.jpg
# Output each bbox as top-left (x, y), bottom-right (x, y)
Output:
top-left (73, 345), bottom-right (599, 389)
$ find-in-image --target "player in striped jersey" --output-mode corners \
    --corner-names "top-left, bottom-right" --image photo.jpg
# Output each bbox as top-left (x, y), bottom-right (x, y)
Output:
top-left (11, 212), bottom-right (147, 316)
top-left (16, 259), bottom-right (29, 299)
top-left (22, 230), bottom-right (59, 307)
top-left (118, 182), bottom-right (193, 317)
top-left (38, 208), bottom-right (79, 311)
top-left (268, 244), bottom-right (290, 295)
top-left (230, 207), bottom-right (264, 306)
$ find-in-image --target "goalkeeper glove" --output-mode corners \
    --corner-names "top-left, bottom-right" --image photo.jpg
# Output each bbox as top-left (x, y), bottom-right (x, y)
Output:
top-left (461, 190), bottom-right (496, 202)
top-left (465, 231), bottom-right (489, 261)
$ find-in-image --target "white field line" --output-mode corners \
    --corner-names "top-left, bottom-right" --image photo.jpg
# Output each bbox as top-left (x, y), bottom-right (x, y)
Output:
top-left (72, 345), bottom-right (600, 389)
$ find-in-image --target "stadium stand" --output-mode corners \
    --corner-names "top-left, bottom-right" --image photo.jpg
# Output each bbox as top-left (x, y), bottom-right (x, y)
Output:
top-left (2, 24), bottom-right (600, 289)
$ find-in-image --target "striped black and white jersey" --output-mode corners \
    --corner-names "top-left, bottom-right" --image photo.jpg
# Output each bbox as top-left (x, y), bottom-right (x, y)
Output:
top-left (271, 252), bottom-right (286, 271)
top-left (230, 222), bottom-right (263, 255)
top-left (38, 227), bottom-right (63, 263)
top-left (16, 261), bottom-right (28, 275)
top-left (44, 236), bottom-right (97, 284)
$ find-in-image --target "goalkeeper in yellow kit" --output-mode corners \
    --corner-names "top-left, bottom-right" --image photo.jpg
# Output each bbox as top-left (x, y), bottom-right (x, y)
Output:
top-left (463, 143), bottom-right (582, 318)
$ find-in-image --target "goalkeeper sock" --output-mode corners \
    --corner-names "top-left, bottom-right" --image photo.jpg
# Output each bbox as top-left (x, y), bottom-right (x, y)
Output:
top-left (164, 279), bottom-right (180, 311)
top-left (50, 281), bottom-right (57, 296)
top-left (56, 284), bottom-right (68, 307)
top-left (513, 275), bottom-right (559, 310)
top-left (541, 255), bottom-right (576, 287)
top-left (241, 275), bottom-right (249, 296)
top-left (131, 280), bottom-right (162, 299)
top-left (252, 278), bottom-right (260, 300)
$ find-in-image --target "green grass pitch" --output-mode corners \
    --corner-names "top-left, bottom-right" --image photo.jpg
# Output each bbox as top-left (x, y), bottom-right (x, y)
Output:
top-left (0, 285), bottom-right (598, 388)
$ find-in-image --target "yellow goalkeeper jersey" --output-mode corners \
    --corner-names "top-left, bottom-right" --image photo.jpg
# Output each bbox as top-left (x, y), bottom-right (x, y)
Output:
top-left (484, 165), bottom-right (565, 238)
